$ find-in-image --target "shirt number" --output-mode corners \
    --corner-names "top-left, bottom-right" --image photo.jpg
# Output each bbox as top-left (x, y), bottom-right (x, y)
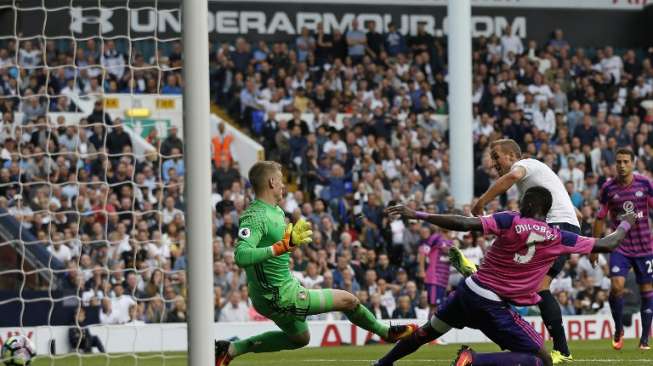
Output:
top-left (514, 232), bottom-right (545, 264)
top-left (646, 260), bottom-right (653, 274)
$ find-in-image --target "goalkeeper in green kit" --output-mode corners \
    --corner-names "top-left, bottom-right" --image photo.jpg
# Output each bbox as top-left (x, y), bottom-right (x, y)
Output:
top-left (215, 161), bottom-right (417, 365)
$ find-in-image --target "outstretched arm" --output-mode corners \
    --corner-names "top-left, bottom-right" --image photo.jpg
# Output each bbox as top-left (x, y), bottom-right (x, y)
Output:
top-left (385, 205), bottom-right (483, 232)
top-left (592, 213), bottom-right (636, 253)
top-left (471, 166), bottom-right (525, 216)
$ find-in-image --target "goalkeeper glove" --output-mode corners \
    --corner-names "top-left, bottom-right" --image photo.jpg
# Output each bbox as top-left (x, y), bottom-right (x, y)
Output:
top-left (291, 218), bottom-right (313, 247)
top-left (270, 220), bottom-right (314, 256)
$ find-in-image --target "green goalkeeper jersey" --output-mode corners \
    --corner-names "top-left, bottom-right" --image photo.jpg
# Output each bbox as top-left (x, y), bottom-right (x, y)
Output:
top-left (234, 199), bottom-right (295, 300)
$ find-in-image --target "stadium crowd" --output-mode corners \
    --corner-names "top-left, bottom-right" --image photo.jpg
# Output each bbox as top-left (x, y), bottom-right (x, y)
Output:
top-left (1, 21), bottom-right (653, 332)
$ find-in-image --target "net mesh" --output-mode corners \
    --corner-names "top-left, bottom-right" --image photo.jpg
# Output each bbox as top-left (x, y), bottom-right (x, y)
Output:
top-left (0, 0), bottom-right (188, 364)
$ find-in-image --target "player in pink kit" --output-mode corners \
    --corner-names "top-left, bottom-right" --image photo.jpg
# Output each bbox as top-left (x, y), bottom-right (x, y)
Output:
top-left (374, 186), bottom-right (635, 366)
top-left (419, 231), bottom-right (453, 313)
top-left (593, 148), bottom-right (653, 350)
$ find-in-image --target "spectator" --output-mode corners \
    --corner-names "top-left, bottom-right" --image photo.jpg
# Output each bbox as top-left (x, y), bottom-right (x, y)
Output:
top-left (601, 46), bottom-right (623, 83)
top-left (99, 298), bottom-right (121, 325)
top-left (161, 74), bottom-right (182, 94)
top-left (146, 296), bottom-right (166, 323)
top-left (414, 291), bottom-right (430, 321)
top-left (384, 22), bottom-right (406, 57)
top-left (460, 233), bottom-right (484, 266)
top-left (367, 293), bottom-right (390, 319)
top-left (346, 19), bottom-right (366, 63)
top-left (392, 295), bottom-right (416, 319)
top-left (365, 21), bottom-right (384, 59)
top-left (557, 292), bottom-right (576, 316)
top-left (219, 291), bottom-right (249, 322)
top-left (409, 23), bottom-right (433, 56)
top-left (110, 283), bottom-right (136, 324)
top-left (160, 126), bottom-right (183, 156)
top-left (105, 123), bottom-right (132, 157)
top-left (500, 25), bottom-right (523, 62)
top-left (126, 304), bottom-right (146, 326)
top-left (69, 307), bottom-right (106, 353)
top-left (101, 40), bottom-right (126, 79)
top-left (565, 180), bottom-right (584, 208)
top-left (315, 22), bottom-right (333, 65)
top-left (18, 40), bottom-right (42, 70)
top-left (239, 78), bottom-right (263, 124)
top-left (301, 261), bottom-right (324, 289)
top-left (21, 95), bottom-right (47, 124)
top-left (558, 157), bottom-right (585, 193)
top-left (165, 296), bottom-right (187, 322)
top-left (548, 29), bottom-right (569, 50)
top-left (295, 27), bottom-right (315, 63)
top-left (161, 147), bottom-right (185, 183)
top-left (8, 195), bottom-right (33, 230)
top-left (231, 37), bottom-right (252, 74)
top-left (48, 233), bottom-right (72, 264)
top-left (573, 115), bottom-right (599, 146)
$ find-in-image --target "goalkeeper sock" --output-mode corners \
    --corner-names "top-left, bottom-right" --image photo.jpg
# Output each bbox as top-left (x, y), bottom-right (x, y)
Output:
top-left (640, 291), bottom-right (653, 345)
top-left (344, 303), bottom-right (390, 338)
top-left (609, 293), bottom-right (625, 335)
top-left (231, 331), bottom-right (305, 356)
top-left (537, 289), bottom-right (569, 356)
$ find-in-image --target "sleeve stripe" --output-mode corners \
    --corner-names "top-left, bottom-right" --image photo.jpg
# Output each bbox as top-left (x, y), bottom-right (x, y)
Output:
top-left (561, 231), bottom-right (578, 247)
top-left (494, 212), bottom-right (515, 230)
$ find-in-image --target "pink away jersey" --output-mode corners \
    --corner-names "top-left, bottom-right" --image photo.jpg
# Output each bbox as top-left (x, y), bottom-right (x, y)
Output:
top-left (597, 174), bottom-right (653, 257)
top-left (420, 234), bottom-right (453, 287)
top-left (475, 211), bottom-right (596, 305)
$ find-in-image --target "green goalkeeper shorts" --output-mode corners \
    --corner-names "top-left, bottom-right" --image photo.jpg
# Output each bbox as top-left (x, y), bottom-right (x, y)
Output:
top-left (250, 283), bottom-right (334, 336)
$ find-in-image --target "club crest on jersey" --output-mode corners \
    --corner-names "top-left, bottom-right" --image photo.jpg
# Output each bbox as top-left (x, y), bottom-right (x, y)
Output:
top-left (238, 228), bottom-right (251, 239)
top-left (623, 201), bottom-right (635, 213)
top-left (636, 191), bottom-right (643, 197)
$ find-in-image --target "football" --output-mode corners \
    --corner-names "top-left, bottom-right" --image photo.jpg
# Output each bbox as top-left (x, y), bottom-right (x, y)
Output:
top-left (1, 335), bottom-right (36, 366)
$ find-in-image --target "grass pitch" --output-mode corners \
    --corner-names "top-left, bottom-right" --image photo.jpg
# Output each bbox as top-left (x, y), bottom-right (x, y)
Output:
top-left (31, 339), bottom-right (651, 365)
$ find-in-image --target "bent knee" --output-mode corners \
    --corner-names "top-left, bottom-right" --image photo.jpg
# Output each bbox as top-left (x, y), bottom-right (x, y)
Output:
top-left (610, 285), bottom-right (625, 297)
top-left (290, 332), bottom-right (310, 347)
top-left (344, 294), bottom-right (360, 311)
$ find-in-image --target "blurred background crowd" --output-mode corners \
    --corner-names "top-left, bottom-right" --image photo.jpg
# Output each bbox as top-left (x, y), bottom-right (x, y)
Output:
top-left (2, 20), bottom-right (653, 329)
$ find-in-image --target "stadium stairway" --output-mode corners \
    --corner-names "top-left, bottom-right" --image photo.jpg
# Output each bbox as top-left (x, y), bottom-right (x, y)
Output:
top-left (0, 208), bottom-right (79, 327)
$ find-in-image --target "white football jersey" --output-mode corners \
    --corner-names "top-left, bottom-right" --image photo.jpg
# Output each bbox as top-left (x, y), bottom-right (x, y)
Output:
top-left (512, 158), bottom-right (580, 227)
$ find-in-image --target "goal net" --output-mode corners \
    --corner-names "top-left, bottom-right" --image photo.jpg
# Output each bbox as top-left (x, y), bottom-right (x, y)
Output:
top-left (0, 0), bottom-right (189, 364)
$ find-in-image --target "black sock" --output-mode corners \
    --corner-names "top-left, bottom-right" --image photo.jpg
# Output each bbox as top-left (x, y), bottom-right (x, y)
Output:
top-left (376, 323), bottom-right (441, 366)
top-left (538, 289), bottom-right (569, 356)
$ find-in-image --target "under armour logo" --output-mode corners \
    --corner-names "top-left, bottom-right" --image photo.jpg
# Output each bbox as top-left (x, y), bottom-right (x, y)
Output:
top-left (70, 7), bottom-right (114, 34)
